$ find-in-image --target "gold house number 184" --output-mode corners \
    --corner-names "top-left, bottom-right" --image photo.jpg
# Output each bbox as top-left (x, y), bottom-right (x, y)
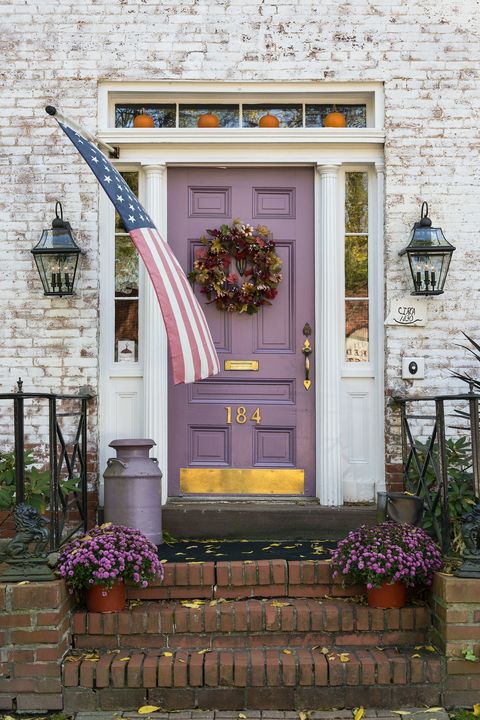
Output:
top-left (225, 406), bottom-right (262, 425)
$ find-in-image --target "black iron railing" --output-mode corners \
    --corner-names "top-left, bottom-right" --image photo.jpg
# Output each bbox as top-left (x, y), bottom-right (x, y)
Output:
top-left (0, 379), bottom-right (94, 550)
top-left (394, 389), bottom-right (480, 554)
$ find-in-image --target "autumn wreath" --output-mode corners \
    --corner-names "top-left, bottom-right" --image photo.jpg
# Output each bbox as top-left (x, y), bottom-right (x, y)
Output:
top-left (188, 219), bottom-right (282, 314)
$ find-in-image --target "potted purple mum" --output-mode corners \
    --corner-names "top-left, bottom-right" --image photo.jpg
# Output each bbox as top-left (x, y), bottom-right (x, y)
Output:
top-left (331, 521), bottom-right (443, 608)
top-left (56, 523), bottom-right (164, 612)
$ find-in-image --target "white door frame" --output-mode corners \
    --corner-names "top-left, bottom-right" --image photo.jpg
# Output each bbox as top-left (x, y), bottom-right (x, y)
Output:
top-left (99, 133), bottom-right (385, 506)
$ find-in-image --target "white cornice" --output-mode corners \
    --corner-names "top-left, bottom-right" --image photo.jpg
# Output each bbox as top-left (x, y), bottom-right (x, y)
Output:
top-left (98, 128), bottom-right (385, 147)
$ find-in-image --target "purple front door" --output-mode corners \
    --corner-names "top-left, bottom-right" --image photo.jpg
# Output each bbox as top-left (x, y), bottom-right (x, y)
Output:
top-left (167, 167), bottom-right (315, 496)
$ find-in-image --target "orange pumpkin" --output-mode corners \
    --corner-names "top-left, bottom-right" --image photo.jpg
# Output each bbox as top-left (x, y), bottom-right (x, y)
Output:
top-left (133, 110), bottom-right (155, 128)
top-left (259, 112), bottom-right (280, 128)
top-left (197, 112), bottom-right (220, 128)
top-left (323, 110), bottom-right (347, 128)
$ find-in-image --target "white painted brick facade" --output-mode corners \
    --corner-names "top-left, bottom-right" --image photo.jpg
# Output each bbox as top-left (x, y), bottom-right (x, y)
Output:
top-left (1, 0), bottom-right (480, 484)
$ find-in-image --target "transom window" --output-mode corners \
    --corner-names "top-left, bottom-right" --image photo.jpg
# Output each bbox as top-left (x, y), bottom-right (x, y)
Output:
top-left (114, 102), bottom-right (368, 128)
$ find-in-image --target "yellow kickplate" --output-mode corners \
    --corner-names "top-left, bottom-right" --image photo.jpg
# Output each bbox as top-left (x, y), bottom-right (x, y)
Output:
top-left (180, 468), bottom-right (304, 494)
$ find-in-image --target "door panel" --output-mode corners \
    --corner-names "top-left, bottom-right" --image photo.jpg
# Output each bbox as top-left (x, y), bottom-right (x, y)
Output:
top-left (167, 167), bottom-right (315, 496)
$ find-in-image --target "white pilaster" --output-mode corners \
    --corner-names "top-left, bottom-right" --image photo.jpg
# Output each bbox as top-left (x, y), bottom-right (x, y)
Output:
top-left (315, 163), bottom-right (343, 506)
top-left (142, 164), bottom-right (169, 504)
top-left (374, 161), bottom-right (386, 492)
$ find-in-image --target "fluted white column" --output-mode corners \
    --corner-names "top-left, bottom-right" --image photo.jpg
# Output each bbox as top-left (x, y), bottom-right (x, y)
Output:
top-left (374, 161), bottom-right (386, 491)
top-left (315, 164), bottom-right (343, 506)
top-left (142, 164), bottom-right (168, 504)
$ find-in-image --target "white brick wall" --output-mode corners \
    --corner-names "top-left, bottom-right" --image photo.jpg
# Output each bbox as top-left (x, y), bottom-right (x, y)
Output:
top-left (1, 0), bottom-right (480, 473)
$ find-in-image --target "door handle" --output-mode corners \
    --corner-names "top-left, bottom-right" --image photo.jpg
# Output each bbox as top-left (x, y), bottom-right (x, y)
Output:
top-left (302, 323), bottom-right (312, 390)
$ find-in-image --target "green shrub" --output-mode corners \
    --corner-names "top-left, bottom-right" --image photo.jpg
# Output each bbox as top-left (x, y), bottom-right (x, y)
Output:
top-left (0, 449), bottom-right (79, 514)
top-left (406, 436), bottom-right (476, 554)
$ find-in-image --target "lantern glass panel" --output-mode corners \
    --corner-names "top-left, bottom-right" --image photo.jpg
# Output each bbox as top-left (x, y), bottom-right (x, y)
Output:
top-left (31, 226), bottom-right (82, 295)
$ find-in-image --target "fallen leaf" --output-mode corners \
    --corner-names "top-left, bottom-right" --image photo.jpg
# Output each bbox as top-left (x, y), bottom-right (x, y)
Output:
top-left (320, 647), bottom-right (329, 655)
top-left (175, 552), bottom-right (186, 556)
top-left (186, 545), bottom-right (198, 549)
top-left (241, 550), bottom-right (254, 554)
top-left (463, 648), bottom-right (477, 662)
top-left (473, 704), bottom-right (480, 717)
top-left (187, 561), bottom-right (204, 564)
top-left (197, 649), bottom-right (212, 654)
top-left (283, 545), bottom-right (296, 549)
top-left (17, 581), bottom-right (30, 585)
top-left (271, 601), bottom-right (291, 607)
top-left (391, 712), bottom-right (411, 716)
top-left (375, 646), bottom-right (385, 651)
top-left (239, 714), bottom-right (247, 719)
top-left (339, 653), bottom-right (350, 663)
top-left (159, 559), bottom-right (168, 563)
top-left (137, 706), bottom-right (161, 714)
top-left (411, 654), bottom-right (421, 658)
top-left (178, 659), bottom-right (185, 663)
top-left (120, 657), bottom-right (129, 661)
top-left (328, 655), bottom-right (336, 661)
top-left (282, 649), bottom-right (292, 654)
top-left (209, 600), bottom-right (218, 606)
top-left (425, 645), bottom-right (436, 652)
top-left (422, 709), bottom-right (444, 713)
top-left (299, 712), bottom-right (308, 720)
top-left (354, 707), bottom-right (365, 720)
top-left (163, 652), bottom-right (173, 657)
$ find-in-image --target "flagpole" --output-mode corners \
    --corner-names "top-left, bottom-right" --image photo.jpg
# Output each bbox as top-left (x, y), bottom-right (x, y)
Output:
top-left (45, 106), bottom-right (119, 159)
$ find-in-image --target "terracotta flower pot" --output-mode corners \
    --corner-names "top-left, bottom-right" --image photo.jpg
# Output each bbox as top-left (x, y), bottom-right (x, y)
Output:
top-left (85, 580), bottom-right (126, 612)
top-left (367, 581), bottom-right (406, 609)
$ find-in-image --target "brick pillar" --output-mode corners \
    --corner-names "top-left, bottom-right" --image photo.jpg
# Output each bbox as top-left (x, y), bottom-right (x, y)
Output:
top-left (0, 579), bottom-right (74, 711)
top-left (430, 572), bottom-right (480, 707)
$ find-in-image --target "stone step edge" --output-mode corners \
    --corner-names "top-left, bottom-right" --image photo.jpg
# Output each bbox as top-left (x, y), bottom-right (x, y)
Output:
top-left (72, 598), bottom-right (429, 640)
top-left (63, 646), bottom-right (443, 691)
top-left (128, 560), bottom-right (363, 600)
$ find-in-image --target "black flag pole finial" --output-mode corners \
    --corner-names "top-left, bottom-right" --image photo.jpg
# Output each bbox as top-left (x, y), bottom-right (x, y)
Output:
top-left (45, 105), bottom-right (119, 159)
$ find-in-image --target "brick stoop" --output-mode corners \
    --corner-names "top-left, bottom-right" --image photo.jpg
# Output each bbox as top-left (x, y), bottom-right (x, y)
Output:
top-left (62, 560), bottom-right (443, 711)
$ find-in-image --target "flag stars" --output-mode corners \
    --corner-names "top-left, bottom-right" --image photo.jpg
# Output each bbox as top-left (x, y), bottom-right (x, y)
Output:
top-left (91, 156), bottom-right (99, 164)
top-left (104, 175), bottom-right (112, 184)
top-left (117, 195), bottom-right (124, 203)
top-left (129, 204), bottom-right (135, 211)
top-left (128, 215), bottom-right (136, 223)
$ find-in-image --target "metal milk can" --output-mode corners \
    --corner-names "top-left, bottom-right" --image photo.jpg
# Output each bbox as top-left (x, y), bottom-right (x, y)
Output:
top-left (103, 439), bottom-right (162, 545)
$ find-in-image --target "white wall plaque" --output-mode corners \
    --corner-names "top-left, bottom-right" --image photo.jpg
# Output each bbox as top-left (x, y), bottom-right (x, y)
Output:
top-left (117, 340), bottom-right (136, 362)
top-left (385, 297), bottom-right (427, 327)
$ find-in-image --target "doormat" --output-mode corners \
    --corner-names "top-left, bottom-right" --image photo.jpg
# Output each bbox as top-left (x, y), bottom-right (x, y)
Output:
top-left (157, 539), bottom-right (337, 563)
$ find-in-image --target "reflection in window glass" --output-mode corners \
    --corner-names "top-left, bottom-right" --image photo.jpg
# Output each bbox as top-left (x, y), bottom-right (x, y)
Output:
top-left (179, 105), bottom-right (239, 128)
top-left (345, 172), bottom-right (368, 233)
top-left (345, 171), bottom-right (369, 363)
top-left (345, 301), bottom-right (369, 363)
top-left (115, 172), bottom-right (139, 362)
top-left (345, 236), bottom-right (368, 298)
top-left (305, 104), bottom-right (367, 128)
top-left (115, 104), bottom-right (176, 128)
top-left (242, 104), bottom-right (302, 128)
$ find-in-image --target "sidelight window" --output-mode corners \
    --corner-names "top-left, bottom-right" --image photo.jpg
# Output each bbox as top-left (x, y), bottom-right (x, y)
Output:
top-left (344, 171), bottom-right (369, 363)
top-left (114, 172), bottom-right (140, 363)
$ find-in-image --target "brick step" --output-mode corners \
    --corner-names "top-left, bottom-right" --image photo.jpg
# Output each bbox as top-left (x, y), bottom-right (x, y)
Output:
top-left (72, 598), bottom-right (429, 651)
top-left (126, 560), bottom-right (364, 600)
top-left (62, 646), bottom-right (443, 712)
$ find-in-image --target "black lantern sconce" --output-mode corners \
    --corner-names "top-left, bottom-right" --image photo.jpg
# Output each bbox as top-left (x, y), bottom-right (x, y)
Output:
top-left (31, 202), bottom-right (83, 296)
top-left (399, 202), bottom-right (455, 296)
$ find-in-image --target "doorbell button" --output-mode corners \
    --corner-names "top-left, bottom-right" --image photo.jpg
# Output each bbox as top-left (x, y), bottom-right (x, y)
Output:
top-left (402, 357), bottom-right (425, 379)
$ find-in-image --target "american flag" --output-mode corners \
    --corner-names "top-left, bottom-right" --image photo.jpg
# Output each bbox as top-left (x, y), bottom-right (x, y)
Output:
top-left (55, 120), bottom-right (220, 384)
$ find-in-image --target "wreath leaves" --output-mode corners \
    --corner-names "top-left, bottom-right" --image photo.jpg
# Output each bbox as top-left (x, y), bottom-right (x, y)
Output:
top-left (188, 219), bottom-right (282, 315)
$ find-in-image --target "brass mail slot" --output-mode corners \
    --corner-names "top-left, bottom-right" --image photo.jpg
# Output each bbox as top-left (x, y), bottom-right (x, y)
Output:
top-left (224, 360), bottom-right (259, 371)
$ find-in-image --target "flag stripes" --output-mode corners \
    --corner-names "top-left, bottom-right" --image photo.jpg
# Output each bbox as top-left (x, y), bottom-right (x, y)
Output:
top-left (53, 116), bottom-right (220, 384)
